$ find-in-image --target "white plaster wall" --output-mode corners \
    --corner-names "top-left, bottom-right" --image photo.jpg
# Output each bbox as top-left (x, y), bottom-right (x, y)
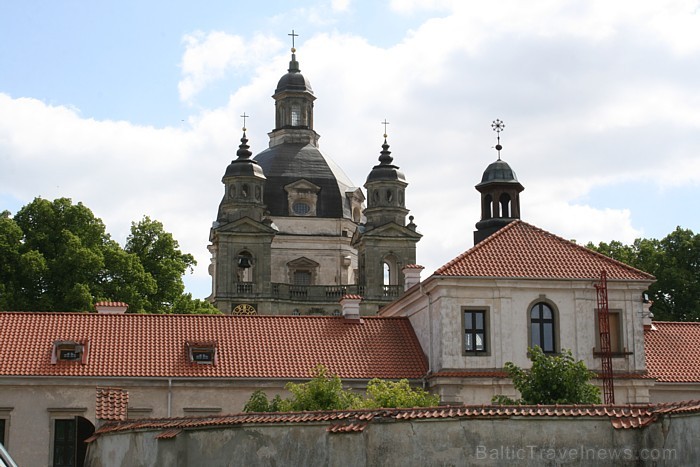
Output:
top-left (0, 378), bottom-right (290, 467)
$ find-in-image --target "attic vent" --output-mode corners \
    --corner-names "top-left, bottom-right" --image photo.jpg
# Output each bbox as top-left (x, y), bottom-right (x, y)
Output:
top-left (52, 340), bottom-right (88, 364)
top-left (186, 341), bottom-right (217, 365)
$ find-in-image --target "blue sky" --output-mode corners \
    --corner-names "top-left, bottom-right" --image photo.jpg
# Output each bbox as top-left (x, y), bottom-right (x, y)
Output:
top-left (2, 0), bottom-right (699, 300)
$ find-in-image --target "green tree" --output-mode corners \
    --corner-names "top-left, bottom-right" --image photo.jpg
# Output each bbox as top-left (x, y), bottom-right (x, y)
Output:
top-left (125, 217), bottom-right (196, 314)
top-left (242, 390), bottom-right (284, 413)
top-left (172, 293), bottom-right (221, 315)
top-left (282, 365), bottom-right (360, 411)
top-left (1, 198), bottom-right (211, 314)
top-left (587, 227), bottom-right (700, 321)
top-left (242, 366), bottom-right (440, 412)
top-left (10, 198), bottom-right (110, 311)
top-left (359, 378), bottom-right (440, 409)
top-left (492, 347), bottom-right (601, 405)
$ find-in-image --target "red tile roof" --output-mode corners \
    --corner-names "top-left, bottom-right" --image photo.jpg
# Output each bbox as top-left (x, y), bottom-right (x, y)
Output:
top-left (645, 322), bottom-right (700, 383)
top-left (435, 221), bottom-right (655, 281)
top-left (95, 387), bottom-right (129, 421)
top-left (90, 401), bottom-right (700, 439)
top-left (0, 313), bottom-right (427, 379)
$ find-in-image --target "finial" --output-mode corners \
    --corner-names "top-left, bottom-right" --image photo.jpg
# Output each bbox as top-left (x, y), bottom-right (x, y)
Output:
top-left (287, 30), bottom-right (300, 73)
top-left (491, 119), bottom-right (505, 160)
top-left (288, 29), bottom-right (298, 52)
top-left (381, 118), bottom-right (390, 139)
top-left (236, 114), bottom-right (252, 160)
top-left (378, 119), bottom-right (393, 165)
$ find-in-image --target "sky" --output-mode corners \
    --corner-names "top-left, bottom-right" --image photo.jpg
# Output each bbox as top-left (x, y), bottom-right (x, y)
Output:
top-left (1, 0), bottom-right (699, 300)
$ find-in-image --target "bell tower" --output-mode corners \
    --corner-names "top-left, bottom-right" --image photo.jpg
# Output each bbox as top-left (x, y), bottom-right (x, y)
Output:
top-left (474, 119), bottom-right (524, 244)
top-left (209, 119), bottom-right (277, 314)
top-left (354, 123), bottom-right (421, 304)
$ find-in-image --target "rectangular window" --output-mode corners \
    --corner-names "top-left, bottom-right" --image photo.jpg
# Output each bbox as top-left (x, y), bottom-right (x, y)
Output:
top-left (596, 310), bottom-right (624, 354)
top-left (293, 271), bottom-right (312, 286)
top-left (463, 310), bottom-right (487, 354)
top-left (53, 419), bottom-right (76, 467)
top-left (0, 418), bottom-right (5, 446)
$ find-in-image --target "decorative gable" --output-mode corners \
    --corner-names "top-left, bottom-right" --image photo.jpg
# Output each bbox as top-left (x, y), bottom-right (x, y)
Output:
top-left (284, 179), bottom-right (321, 216)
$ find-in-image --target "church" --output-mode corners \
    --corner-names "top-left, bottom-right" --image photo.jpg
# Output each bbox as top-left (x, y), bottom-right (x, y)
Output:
top-left (207, 44), bottom-right (420, 316)
top-left (1, 41), bottom-right (699, 467)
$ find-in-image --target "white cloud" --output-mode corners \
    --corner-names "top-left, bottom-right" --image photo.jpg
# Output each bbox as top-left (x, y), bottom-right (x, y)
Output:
top-left (2, 1), bottom-right (700, 298)
top-left (331, 0), bottom-right (351, 12)
top-left (178, 32), bottom-right (282, 102)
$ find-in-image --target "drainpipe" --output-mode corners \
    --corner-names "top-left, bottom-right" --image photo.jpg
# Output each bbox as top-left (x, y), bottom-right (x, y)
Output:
top-left (168, 379), bottom-right (172, 417)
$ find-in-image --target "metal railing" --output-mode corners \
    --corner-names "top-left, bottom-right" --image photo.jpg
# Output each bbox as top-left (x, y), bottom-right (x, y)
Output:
top-left (226, 282), bottom-right (400, 301)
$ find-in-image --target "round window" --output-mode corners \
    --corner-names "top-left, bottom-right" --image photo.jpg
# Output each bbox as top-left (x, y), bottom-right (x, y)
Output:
top-left (292, 202), bottom-right (311, 215)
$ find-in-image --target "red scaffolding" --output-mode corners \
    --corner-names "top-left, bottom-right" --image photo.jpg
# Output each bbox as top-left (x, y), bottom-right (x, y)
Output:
top-left (595, 270), bottom-right (615, 404)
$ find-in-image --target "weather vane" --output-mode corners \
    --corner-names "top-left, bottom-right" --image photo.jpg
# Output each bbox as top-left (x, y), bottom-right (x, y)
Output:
top-left (288, 29), bottom-right (298, 52)
top-left (382, 119), bottom-right (390, 138)
top-left (241, 112), bottom-right (249, 132)
top-left (491, 119), bottom-right (505, 160)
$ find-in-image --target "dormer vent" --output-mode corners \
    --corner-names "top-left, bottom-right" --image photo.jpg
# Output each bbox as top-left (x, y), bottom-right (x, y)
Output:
top-left (187, 341), bottom-right (218, 365)
top-left (52, 340), bottom-right (88, 364)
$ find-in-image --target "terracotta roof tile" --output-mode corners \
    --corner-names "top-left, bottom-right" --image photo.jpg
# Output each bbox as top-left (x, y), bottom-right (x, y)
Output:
top-left (94, 301), bottom-right (128, 307)
top-left (95, 387), bottom-right (129, 421)
top-left (0, 313), bottom-right (427, 379)
top-left (645, 322), bottom-right (700, 382)
top-left (435, 221), bottom-right (655, 281)
top-left (91, 401), bottom-right (700, 440)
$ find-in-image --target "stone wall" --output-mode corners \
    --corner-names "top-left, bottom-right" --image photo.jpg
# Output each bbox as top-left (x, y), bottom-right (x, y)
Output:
top-left (85, 408), bottom-right (700, 466)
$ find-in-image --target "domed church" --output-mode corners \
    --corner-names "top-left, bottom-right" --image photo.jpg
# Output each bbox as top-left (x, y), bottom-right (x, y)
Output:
top-left (208, 44), bottom-right (421, 315)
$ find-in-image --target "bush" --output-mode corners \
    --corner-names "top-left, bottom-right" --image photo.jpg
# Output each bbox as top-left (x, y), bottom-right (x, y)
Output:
top-left (360, 378), bottom-right (440, 409)
top-left (492, 346), bottom-right (601, 405)
top-left (242, 365), bottom-right (440, 412)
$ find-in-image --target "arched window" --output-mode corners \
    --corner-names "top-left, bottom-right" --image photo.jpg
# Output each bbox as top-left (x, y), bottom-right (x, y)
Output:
top-left (237, 251), bottom-right (253, 283)
top-left (482, 194), bottom-right (493, 219)
top-left (499, 193), bottom-right (512, 218)
top-left (530, 302), bottom-right (556, 353)
top-left (291, 105), bottom-right (301, 126)
top-left (383, 262), bottom-right (391, 285)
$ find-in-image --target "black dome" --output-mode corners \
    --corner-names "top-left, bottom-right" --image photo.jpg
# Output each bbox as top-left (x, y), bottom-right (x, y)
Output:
top-left (365, 139), bottom-right (405, 183)
top-left (254, 143), bottom-right (356, 218)
top-left (274, 54), bottom-right (314, 95)
top-left (477, 160), bottom-right (520, 186)
top-left (275, 72), bottom-right (313, 94)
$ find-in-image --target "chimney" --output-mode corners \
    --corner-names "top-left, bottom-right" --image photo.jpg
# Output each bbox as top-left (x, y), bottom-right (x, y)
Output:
top-left (95, 301), bottom-right (129, 314)
top-left (339, 295), bottom-right (362, 321)
top-left (642, 301), bottom-right (654, 330)
top-left (402, 264), bottom-right (424, 291)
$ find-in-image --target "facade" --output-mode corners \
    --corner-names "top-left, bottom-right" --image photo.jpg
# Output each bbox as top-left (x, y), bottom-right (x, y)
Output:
top-left (380, 220), bottom-right (657, 404)
top-left (208, 48), bottom-right (420, 316)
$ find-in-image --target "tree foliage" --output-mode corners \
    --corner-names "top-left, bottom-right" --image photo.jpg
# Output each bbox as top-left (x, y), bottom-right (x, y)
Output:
top-left (125, 216), bottom-right (196, 313)
top-left (587, 227), bottom-right (700, 321)
top-left (0, 197), bottom-right (216, 314)
top-left (360, 378), bottom-right (440, 409)
top-left (242, 365), bottom-right (440, 413)
top-left (492, 347), bottom-right (601, 405)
